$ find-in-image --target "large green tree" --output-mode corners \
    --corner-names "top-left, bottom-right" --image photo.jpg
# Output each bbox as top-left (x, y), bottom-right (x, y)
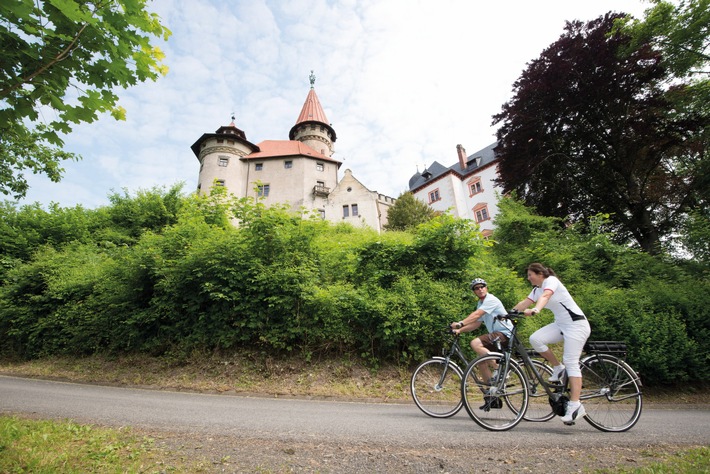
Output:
top-left (0, 0), bottom-right (171, 198)
top-left (384, 192), bottom-right (437, 231)
top-left (493, 13), bottom-right (708, 255)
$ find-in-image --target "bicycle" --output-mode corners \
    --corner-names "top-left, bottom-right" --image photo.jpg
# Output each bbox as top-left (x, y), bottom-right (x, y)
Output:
top-left (410, 329), bottom-right (469, 418)
top-left (411, 328), bottom-right (552, 420)
top-left (461, 310), bottom-right (643, 432)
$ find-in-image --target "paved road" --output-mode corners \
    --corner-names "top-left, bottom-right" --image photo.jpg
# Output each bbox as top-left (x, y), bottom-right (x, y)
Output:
top-left (1, 375), bottom-right (708, 449)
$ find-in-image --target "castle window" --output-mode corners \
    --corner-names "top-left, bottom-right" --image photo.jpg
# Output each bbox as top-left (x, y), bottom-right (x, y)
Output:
top-left (469, 177), bottom-right (482, 196)
top-left (285, 160), bottom-right (293, 169)
top-left (218, 156), bottom-right (229, 167)
top-left (342, 205), bottom-right (350, 218)
top-left (215, 179), bottom-right (225, 187)
top-left (351, 204), bottom-right (359, 217)
top-left (318, 209), bottom-right (326, 220)
top-left (316, 163), bottom-right (324, 172)
top-left (428, 189), bottom-right (441, 203)
top-left (473, 203), bottom-right (490, 223)
top-left (257, 184), bottom-right (270, 197)
top-left (255, 163), bottom-right (263, 171)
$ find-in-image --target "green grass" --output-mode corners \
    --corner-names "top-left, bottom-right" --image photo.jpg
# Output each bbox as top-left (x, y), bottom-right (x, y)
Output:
top-left (594, 446), bottom-right (710, 473)
top-left (0, 416), bottom-right (205, 473)
top-left (2, 415), bottom-right (708, 473)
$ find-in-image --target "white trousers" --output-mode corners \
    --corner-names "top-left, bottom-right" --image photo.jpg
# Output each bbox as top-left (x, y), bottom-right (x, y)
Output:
top-left (529, 320), bottom-right (591, 377)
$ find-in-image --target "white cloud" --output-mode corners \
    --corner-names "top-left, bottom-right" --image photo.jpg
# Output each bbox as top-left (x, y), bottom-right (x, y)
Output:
top-left (16, 0), bottom-right (651, 208)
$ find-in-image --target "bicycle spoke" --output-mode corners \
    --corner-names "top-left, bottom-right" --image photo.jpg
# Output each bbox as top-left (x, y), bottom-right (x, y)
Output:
top-left (523, 360), bottom-right (555, 422)
top-left (462, 355), bottom-right (528, 431)
top-left (411, 359), bottom-right (464, 418)
top-left (580, 355), bottom-right (642, 432)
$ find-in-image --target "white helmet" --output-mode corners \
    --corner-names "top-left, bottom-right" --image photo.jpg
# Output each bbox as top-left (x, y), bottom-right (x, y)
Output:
top-left (470, 278), bottom-right (487, 290)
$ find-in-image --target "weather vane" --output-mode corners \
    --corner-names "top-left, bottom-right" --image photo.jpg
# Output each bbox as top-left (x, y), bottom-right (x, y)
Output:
top-left (309, 70), bottom-right (316, 89)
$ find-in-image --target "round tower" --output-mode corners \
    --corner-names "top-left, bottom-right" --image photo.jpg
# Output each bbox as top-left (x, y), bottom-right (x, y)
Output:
top-left (289, 71), bottom-right (337, 157)
top-left (191, 118), bottom-right (260, 196)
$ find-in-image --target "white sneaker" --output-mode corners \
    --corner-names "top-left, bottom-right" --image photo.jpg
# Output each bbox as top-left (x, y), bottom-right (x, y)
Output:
top-left (489, 369), bottom-right (510, 385)
top-left (548, 365), bottom-right (566, 383)
top-left (561, 402), bottom-right (586, 424)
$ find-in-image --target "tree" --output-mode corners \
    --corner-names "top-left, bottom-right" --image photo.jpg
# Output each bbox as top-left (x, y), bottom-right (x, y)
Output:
top-left (493, 13), bottom-right (708, 255)
top-left (614, 0), bottom-right (710, 78)
top-left (0, 0), bottom-right (171, 198)
top-left (384, 192), bottom-right (437, 231)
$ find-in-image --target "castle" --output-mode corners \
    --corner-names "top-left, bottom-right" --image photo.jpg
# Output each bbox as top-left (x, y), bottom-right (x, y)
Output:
top-left (408, 142), bottom-right (502, 237)
top-left (192, 73), bottom-right (503, 233)
top-left (191, 73), bottom-right (395, 231)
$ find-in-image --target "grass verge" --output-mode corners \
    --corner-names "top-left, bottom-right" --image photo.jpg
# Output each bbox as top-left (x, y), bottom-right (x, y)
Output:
top-left (0, 415), bottom-right (208, 473)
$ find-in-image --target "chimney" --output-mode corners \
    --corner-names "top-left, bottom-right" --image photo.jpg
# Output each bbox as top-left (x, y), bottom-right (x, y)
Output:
top-left (457, 144), bottom-right (467, 169)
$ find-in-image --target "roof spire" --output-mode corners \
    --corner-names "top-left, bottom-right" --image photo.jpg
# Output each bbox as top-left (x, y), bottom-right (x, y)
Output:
top-left (309, 70), bottom-right (316, 89)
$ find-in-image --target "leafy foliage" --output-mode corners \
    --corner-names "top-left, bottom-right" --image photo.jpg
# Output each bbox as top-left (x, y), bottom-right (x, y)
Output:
top-left (0, 190), bottom-right (707, 384)
top-left (383, 191), bottom-right (437, 231)
top-left (493, 12), bottom-right (708, 255)
top-left (0, 0), bottom-right (171, 197)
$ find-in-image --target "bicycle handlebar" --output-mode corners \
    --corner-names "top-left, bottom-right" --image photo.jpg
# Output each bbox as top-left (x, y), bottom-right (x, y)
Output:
top-left (495, 309), bottom-right (525, 321)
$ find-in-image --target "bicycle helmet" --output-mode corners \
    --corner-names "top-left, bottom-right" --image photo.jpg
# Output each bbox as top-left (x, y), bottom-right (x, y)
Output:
top-left (470, 278), bottom-right (487, 290)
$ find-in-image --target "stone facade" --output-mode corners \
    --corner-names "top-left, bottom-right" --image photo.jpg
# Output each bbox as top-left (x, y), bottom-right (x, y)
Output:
top-left (408, 142), bottom-right (503, 236)
top-left (192, 78), bottom-right (395, 230)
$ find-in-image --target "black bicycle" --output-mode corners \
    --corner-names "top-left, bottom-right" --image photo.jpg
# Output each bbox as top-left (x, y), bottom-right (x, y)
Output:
top-left (411, 328), bottom-right (552, 420)
top-left (461, 310), bottom-right (643, 432)
top-left (410, 330), bottom-right (468, 418)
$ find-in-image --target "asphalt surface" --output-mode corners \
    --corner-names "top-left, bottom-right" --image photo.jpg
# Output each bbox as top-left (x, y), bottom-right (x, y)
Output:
top-left (1, 374), bottom-right (709, 450)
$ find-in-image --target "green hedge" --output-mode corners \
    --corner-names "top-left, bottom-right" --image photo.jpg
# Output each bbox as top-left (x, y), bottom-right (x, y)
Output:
top-left (0, 190), bottom-right (707, 385)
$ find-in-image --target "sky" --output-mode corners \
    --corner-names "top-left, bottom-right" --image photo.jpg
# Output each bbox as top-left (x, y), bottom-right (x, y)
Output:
top-left (17, 0), bottom-right (652, 209)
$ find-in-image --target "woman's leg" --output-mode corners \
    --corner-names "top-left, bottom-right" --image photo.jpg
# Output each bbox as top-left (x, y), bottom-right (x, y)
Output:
top-left (529, 323), bottom-right (564, 367)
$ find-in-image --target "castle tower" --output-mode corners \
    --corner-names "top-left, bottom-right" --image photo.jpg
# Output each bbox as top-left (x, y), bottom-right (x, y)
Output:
top-left (289, 71), bottom-right (337, 157)
top-left (191, 118), bottom-right (259, 196)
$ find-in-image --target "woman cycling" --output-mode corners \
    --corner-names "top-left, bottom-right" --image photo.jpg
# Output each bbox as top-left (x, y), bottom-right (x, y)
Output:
top-left (512, 263), bottom-right (591, 424)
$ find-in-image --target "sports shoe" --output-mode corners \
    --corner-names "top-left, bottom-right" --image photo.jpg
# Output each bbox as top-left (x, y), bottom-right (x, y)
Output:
top-left (560, 402), bottom-right (586, 424)
top-left (479, 396), bottom-right (503, 411)
top-left (489, 369), bottom-right (510, 385)
top-left (548, 365), bottom-right (566, 383)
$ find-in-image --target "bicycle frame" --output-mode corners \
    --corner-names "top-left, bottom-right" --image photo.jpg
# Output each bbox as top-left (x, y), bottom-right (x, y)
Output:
top-left (431, 332), bottom-right (469, 388)
top-left (491, 316), bottom-right (566, 402)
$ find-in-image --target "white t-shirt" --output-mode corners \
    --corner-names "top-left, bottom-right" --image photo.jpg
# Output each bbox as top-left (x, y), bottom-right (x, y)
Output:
top-left (527, 276), bottom-right (586, 324)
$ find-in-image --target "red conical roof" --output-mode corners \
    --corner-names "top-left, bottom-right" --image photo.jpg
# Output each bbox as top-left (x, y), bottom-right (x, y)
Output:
top-left (295, 87), bottom-right (330, 125)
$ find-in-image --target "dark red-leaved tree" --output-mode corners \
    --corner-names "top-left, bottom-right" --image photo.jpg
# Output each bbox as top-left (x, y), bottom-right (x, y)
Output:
top-left (493, 12), bottom-right (708, 255)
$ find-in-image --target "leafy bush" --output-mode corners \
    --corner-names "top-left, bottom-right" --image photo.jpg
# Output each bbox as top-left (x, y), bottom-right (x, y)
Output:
top-left (0, 192), bottom-right (707, 385)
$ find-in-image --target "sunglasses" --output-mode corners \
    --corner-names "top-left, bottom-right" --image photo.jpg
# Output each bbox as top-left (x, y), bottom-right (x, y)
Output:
top-left (472, 286), bottom-right (486, 291)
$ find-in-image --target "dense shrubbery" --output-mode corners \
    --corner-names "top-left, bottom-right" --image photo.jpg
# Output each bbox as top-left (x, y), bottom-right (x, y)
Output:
top-left (0, 188), bottom-right (707, 385)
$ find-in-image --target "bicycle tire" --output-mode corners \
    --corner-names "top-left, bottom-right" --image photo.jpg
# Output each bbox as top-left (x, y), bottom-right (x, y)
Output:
top-left (579, 354), bottom-right (642, 432)
top-left (461, 354), bottom-right (528, 431)
top-left (410, 358), bottom-right (464, 418)
top-left (523, 359), bottom-right (555, 422)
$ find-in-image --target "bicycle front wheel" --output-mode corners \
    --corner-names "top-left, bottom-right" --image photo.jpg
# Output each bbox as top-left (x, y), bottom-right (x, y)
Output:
top-left (461, 355), bottom-right (528, 431)
top-left (580, 354), bottom-right (642, 432)
top-left (410, 358), bottom-right (464, 418)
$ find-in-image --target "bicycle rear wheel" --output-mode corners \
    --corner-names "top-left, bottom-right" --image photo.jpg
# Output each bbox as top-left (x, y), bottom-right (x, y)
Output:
top-left (411, 358), bottom-right (464, 418)
top-left (461, 355), bottom-right (528, 431)
top-left (579, 354), bottom-right (642, 432)
top-left (523, 359), bottom-right (555, 422)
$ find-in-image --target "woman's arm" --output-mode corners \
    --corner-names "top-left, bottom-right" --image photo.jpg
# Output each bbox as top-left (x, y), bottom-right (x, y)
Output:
top-left (512, 297), bottom-right (534, 312)
top-left (523, 289), bottom-right (552, 316)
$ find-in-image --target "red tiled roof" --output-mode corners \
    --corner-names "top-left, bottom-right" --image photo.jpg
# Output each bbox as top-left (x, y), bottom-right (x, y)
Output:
top-left (248, 140), bottom-right (340, 163)
top-left (295, 88), bottom-right (329, 125)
